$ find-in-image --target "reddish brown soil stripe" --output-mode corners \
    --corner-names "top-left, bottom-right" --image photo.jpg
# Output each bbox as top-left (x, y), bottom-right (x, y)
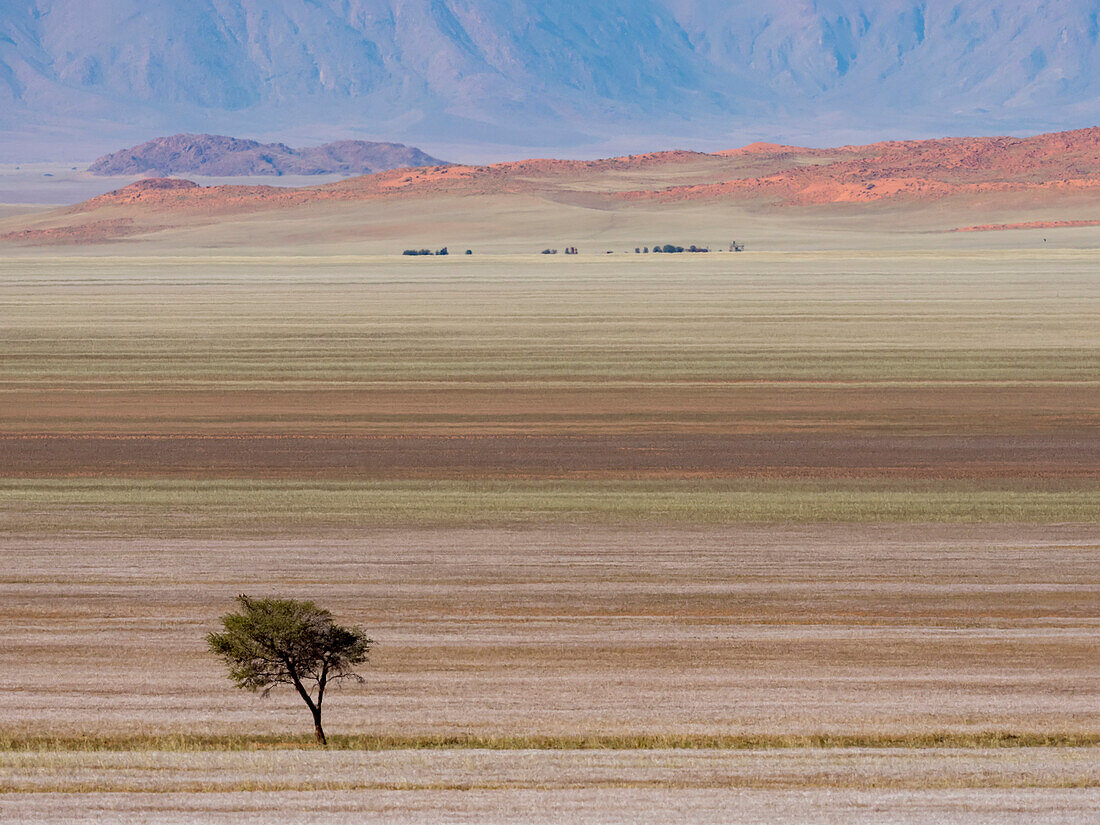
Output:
top-left (4, 385), bottom-right (1097, 437)
top-left (951, 220), bottom-right (1100, 232)
top-left (1, 434), bottom-right (1097, 479)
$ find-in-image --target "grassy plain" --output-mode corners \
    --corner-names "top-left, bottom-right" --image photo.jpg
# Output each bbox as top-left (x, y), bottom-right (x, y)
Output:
top-left (0, 249), bottom-right (1097, 820)
top-left (3, 524), bottom-right (1097, 738)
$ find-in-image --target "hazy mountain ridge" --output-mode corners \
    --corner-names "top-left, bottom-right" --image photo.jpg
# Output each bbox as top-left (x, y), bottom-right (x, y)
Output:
top-left (2, 1), bottom-right (1099, 159)
top-left (88, 134), bottom-right (447, 176)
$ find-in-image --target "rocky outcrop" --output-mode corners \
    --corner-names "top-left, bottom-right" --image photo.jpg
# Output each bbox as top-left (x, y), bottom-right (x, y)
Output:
top-left (88, 134), bottom-right (447, 177)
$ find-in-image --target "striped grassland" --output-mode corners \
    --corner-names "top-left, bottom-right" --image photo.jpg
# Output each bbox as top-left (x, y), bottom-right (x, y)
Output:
top-left (0, 251), bottom-right (1096, 820)
top-left (0, 479), bottom-right (1096, 536)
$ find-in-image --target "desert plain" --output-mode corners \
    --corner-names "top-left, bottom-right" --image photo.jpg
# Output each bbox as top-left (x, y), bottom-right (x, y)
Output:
top-left (0, 143), bottom-right (1098, 822)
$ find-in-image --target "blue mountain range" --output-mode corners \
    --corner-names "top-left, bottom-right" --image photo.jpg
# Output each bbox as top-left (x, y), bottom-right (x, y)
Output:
top-left (2, 1), bottom-right (1098, 160)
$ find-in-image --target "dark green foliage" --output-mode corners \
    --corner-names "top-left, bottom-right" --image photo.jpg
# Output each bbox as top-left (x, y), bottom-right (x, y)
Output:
top-left (650, 243), bottom-right (709, 254)
top-left (207, 595), bottom-right (373, 745)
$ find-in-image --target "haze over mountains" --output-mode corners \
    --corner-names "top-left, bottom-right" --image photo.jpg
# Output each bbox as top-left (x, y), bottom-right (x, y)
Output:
top-left (2, 1), bottom-right (1100, 161)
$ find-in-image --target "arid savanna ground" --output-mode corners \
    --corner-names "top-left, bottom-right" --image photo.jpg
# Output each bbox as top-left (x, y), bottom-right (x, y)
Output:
top-left (1, 246), bottom-right (1097, 821)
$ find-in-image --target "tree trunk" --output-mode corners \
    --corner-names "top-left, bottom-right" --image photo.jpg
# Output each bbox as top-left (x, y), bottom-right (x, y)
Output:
top-left (311, 705), bottom-right (326, 746)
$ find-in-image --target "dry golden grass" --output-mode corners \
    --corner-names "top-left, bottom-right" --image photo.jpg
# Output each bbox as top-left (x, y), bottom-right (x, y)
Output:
top-left (0, 249), bottom-right (1096, 820)
top-left (2, 525), bottom-right (1096, 742)
top-left (4, 747), bottom-right (1098, 793)
top-left (1, 254), bottom-right (1096, 488)
top-left (2, 747), bottom-right (1098, 824)
top-left (3, 732), bottom-right (1097, 753)
top-left (0, 479), bottom-right (1096, 535)
top-left (4, 253), bottom-right (1098, 390)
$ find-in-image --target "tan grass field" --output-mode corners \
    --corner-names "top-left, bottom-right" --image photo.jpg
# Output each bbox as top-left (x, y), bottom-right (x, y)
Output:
top-left (2, 524), bottom-right (1097, 740)
top-left (0, 245), bottom-right (1097, 820)
top-left (3, 749), bottom-right (1098, 824)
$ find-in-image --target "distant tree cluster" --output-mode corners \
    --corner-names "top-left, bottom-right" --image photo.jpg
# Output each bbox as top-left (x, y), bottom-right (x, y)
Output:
top-left (522, 243), bottom-right (743, 256)
top-left (650, 243), bottom-right (709, 253)
top-left (403, 247), bottom-right (449, 256)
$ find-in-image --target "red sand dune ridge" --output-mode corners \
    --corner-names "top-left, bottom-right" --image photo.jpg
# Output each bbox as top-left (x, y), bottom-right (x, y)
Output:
top-left (70, 149), bottom-right (715, 216)
top-left (71, 127), bottom-right (1100, 214)
top-left (621, 174), bottom-right (1100, 206)
top-left (620, 127), bottom-right (1100, 205)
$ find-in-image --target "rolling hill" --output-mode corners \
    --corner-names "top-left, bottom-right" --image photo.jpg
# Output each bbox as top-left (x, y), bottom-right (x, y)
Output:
top-left (3, 127), bottom-right (1099, 250)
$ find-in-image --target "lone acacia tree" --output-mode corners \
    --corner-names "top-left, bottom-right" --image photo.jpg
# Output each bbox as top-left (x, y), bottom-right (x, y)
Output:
top-left (207, 595), bottom-right (373, 745)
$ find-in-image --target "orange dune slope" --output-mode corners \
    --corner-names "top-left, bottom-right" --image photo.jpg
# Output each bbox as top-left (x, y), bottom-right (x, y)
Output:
top-left (626, 128), bottom-right (1100, 206)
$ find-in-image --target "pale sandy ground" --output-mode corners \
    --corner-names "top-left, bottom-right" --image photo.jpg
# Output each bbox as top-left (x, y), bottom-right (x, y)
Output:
top-left (2, 749), bottom-right (1098, 824)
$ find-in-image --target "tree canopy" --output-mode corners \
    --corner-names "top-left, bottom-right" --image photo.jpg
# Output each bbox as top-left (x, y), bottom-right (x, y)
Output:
top-left (207, 595), bottom-right (373, 745)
